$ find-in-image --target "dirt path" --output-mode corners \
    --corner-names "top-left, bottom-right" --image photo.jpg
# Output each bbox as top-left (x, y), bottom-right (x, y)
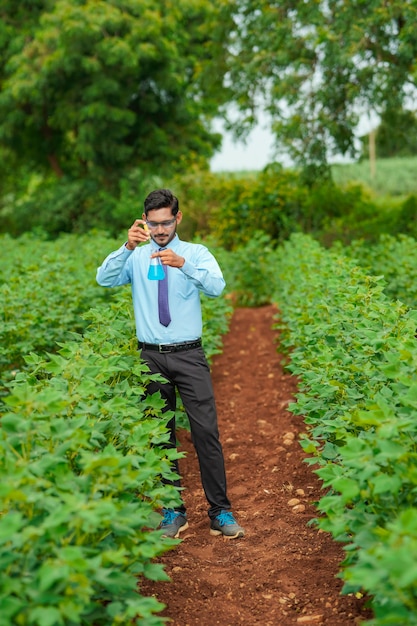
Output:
top-left (141, 306), bottom-right (372, 625)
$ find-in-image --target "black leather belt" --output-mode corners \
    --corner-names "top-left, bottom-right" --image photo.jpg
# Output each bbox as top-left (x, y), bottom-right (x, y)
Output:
top-left (138, 339), bottom-right (202, 353)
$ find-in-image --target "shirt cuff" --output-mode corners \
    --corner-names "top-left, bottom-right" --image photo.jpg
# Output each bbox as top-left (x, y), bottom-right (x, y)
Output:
top-left (180, 260), bottom-right (195, 275)
top-left (120, 243), bottom-right (134, 255)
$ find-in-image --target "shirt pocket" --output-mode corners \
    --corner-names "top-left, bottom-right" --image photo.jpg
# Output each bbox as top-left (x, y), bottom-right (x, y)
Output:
top-left (174, 270), bottom-right (196, 299)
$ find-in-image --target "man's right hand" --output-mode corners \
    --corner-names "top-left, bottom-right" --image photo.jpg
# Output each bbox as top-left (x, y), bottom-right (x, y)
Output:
top-left (126, 219), bottom-right (151, 250)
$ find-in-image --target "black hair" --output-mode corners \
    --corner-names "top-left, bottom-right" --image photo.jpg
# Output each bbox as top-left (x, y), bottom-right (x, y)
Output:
top-left (144, 189), bottom-right (179, 216)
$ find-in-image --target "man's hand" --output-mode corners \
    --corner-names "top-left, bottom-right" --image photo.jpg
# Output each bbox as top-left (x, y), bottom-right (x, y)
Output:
top-left (126, 220), bottom-right (150, 250)
top-left (152, 248), bottom-right (185, 268)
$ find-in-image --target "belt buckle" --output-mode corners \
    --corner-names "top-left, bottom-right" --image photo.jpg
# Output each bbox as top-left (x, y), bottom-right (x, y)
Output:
top-left (158, 343), bottom-right (171, 353)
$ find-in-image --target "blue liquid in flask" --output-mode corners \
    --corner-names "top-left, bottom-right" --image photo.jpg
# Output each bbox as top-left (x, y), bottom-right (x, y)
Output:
top-left (147, 257), bottom-right (165, 280)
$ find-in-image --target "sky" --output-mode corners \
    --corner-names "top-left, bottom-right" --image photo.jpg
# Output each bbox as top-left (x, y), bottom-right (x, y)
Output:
top-left (210, 118), bottom-right (278, 173)
top-left (210, 112), bottom-right (380, 173)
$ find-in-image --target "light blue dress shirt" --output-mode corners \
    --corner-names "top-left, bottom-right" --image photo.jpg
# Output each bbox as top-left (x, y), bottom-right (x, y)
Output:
top-left (96, 234), bottom-right (225, 344)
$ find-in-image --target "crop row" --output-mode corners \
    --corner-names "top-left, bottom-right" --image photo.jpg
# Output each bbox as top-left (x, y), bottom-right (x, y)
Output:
top-left (0, 234), bottom-right (232, 625)
top-left (1, 292), bottom-right (183, 625)
top-left (342, 233), bottom-right (417, 309)
top-left (273, 233), bottom-right (417, 625)
top-left (0, 232), bottom-right (115, 388)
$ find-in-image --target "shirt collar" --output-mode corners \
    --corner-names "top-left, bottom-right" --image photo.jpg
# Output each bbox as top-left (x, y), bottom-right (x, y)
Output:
top-left (151, 233), bottom-right (180, 251)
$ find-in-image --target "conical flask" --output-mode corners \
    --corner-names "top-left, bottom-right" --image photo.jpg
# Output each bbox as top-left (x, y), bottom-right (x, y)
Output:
top-left (147, 255), bottom-right (165, 280)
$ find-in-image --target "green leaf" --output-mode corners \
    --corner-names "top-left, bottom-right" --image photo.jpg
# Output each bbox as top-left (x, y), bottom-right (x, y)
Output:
top-left (28, 606), bottom-right (64, 626)
top-left (371, 474), bottom-right (402, 496)
top-left (332, 477), bottom-right (360, 503)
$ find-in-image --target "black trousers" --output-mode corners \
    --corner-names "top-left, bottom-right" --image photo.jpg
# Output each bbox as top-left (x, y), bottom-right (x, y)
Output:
top-left (140, 346), bottom-right (231, 519)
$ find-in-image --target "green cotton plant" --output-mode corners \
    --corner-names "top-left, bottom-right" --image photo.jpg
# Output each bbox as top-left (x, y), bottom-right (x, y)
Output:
top-left (0, 232), bottom-right (117, 388)
top-left (272, 233), bottom-right (417, 625)
top-left (0, 291), bottom-right (184, 626)
top-left (342, 233), bottom-right (417, 309)
top-left (343, 508), bottom-right (417, 625)
top-left (201, 292), bottom-right (233, 359)
top-left (218, 231), bottom-right (278, 307)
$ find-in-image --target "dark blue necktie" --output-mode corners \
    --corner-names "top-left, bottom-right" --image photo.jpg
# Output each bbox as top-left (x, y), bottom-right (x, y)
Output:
top-left (158, 251), bottom-right (171, 327)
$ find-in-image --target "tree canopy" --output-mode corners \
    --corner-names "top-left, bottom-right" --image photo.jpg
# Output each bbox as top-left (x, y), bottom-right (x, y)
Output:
top-left (1, 0), bottom-right (417, 187)
top-left (227, 1), bottom-right (417, 171)
top-left (0, 0), bottom-right (234, 182)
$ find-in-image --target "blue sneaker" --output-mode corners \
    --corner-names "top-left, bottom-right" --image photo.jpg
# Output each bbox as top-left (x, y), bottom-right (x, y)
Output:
top-left (210, 510), bottom-right (245, 539)
top-left (160, 508), bottom-right (189, 538)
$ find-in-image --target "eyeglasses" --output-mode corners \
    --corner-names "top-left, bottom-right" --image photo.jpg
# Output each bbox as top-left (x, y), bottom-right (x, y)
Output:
top-left (145, 217), bottom-right (177, 229)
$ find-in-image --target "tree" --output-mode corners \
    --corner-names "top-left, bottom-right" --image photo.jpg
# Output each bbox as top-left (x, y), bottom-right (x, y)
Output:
top-left (0, 0), bottom-right (234, 182)
top-left (227, 1), bottom-right (417, 175)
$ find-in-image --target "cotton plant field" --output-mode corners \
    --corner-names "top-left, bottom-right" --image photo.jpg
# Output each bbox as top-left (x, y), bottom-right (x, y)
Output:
top-left (0, 232), bottom-right (115, 385)
top-left (343, 233), bottom-right (417, 309)
top-left (273, 233), bottom-right (417, 625)
top-left (0, 233), bottom-right (232, 626)
top-left (3, 229), bottom-right (417, 625)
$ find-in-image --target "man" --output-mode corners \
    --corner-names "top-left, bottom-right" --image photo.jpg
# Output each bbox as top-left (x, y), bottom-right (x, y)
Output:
top-left (96, 188), bottom-right (244, 540)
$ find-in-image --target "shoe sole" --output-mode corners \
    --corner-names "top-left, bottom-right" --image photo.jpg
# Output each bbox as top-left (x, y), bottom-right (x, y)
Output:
top-left (210, 528), bottom-right (245, 539)
top-left (162, 521), bottom-right (189, 539)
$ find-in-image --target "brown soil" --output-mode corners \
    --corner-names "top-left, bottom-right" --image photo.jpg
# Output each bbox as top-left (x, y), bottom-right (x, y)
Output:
top-left (141, 305), bottom-right (373, 625)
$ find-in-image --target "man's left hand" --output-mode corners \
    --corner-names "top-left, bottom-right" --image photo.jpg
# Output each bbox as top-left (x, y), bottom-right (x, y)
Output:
top-left (152, 249), bottom-right (185, 268)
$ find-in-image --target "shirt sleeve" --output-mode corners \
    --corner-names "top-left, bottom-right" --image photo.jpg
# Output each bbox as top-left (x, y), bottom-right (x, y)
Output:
top-left (96, 243), bottom-right (133, 287)
top-left (180, 245), bottom-right (226, 297)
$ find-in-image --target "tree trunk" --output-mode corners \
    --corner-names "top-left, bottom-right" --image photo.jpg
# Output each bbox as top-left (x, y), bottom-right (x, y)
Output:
top-left (47, 153), bottom-right (64, 178)
top-left (369, 129), bottom-right (376, 180)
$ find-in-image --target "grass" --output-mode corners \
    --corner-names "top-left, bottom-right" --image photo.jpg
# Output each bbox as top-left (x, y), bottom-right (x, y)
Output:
top-left (214, 155), bottom-right (417, 200)
top-left (331, 156), bottom-right (417, 197)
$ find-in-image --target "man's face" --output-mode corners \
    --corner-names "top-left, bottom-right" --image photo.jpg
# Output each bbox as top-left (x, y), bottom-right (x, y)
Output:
top-left (142, 207), bottom-right (182, 247)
